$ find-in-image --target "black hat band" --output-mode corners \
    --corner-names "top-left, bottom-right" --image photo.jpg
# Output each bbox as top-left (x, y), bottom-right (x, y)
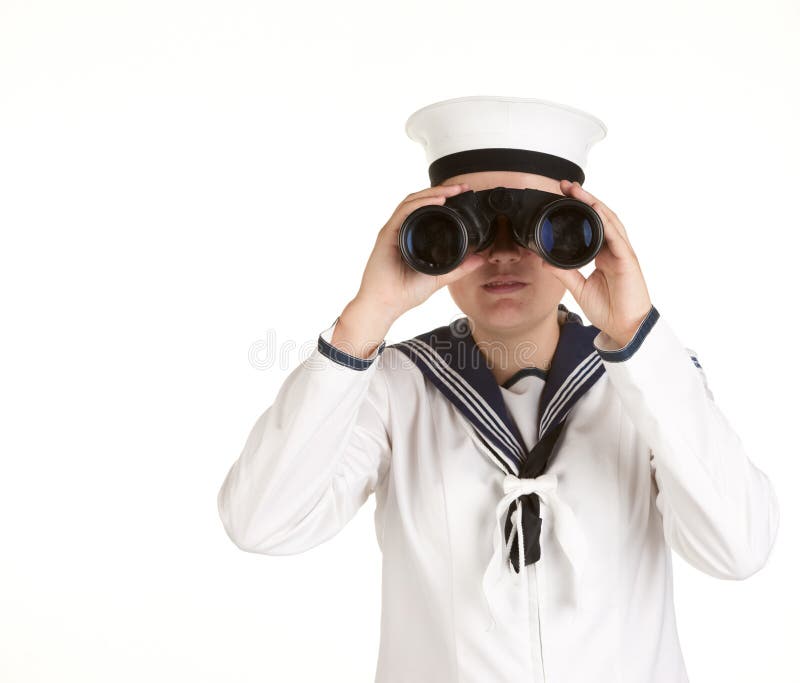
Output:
top-left (428, 147), bottom-right (585, 187)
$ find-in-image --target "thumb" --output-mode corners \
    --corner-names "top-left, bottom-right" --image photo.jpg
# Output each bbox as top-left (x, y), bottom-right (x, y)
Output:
top-left (541, 260), bottom-right (586, 299)
top-left (437, 253), bottom-right (484, 287)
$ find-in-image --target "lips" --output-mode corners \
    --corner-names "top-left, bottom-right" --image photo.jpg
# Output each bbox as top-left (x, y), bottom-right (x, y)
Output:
top-left (484, 279), bottom-right (524, 287)
top-left (482, 278), bottom-right (527, 294)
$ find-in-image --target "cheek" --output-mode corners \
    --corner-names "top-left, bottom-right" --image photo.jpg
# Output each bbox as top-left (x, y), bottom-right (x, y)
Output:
top-left (446, 278), bottom-right (482, 314)
top-left (446, 280), bottom-right (471, 306)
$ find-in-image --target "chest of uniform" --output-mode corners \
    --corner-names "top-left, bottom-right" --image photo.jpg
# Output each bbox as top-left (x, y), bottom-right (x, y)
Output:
top-left (376, 374), bottom-right (628, 554)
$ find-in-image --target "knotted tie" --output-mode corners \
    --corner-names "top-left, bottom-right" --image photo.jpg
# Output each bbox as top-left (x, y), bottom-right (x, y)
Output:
top-left (504, 420), bottom-right (565, 570)
top-left (480, 420), bottom-right (588, 631)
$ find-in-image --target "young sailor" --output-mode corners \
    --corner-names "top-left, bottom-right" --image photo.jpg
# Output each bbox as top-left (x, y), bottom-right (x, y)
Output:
top-left (217, 96), bottom-right (780, 683)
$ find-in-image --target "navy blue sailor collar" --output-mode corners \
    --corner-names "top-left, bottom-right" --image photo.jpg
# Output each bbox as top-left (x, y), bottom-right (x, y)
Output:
top-left (389, 303), bottom-right (606, 476)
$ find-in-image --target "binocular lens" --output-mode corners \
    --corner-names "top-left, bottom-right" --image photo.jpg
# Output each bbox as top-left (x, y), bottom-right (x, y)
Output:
top-left (539, 207), bottom-right (599, 267)
top-left (397, 189), bottom-right (604, 274)
top-left (399, 210), bottom-right (468, 275)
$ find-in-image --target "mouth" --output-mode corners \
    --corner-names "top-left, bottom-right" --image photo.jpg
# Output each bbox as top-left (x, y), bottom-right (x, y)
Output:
top-left (481, 279), bottom-right (528, 294)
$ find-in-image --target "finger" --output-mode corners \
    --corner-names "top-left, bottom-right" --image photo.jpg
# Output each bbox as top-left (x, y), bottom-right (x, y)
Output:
top-left (559, 180), bottom-right (614, 217)
top-left (379, 190), bottom-right (469, 244)
top-left (403, 182), bottom-right (471, 204)
top-left (540, 259), bottom-right (587, 300)
top-left (560, 180), bottom-right (633, 254)
top-left (593, 199), bottom-right (631, 247)
top-left (436, 253), bottom-right (484, 286)
top-left (380, 193), bottom-right (454, 240)
top-left (561, 180), bottom-right (632, 245)
top-left (592, 203), bottom-right (634, 261)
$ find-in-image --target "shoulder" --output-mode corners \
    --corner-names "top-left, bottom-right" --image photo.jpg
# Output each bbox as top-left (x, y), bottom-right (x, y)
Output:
top-left (375, 318), bottom-right (465, 396)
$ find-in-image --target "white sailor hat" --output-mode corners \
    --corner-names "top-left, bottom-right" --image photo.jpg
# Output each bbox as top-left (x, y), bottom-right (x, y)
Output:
top-left (405, 95), bottom-right (607, 187)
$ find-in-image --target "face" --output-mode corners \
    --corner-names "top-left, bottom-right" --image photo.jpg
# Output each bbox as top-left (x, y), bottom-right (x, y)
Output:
top-left (444, 170), bottom-right (568, 335)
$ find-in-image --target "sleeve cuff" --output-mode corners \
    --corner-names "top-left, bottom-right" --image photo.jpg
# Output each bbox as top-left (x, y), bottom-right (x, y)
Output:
top-left (317, 316), bottom-right (386, 371)
top-left (593, 304), bottom-right (660, 362)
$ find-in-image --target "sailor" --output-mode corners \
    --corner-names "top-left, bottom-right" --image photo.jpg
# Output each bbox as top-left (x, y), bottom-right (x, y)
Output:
top-left (217, 95), bottom-right (780, 683)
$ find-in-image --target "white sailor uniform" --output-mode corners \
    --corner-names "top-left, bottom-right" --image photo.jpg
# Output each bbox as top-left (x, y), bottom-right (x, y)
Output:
top-left (217, 303), bottom-right (779, 683)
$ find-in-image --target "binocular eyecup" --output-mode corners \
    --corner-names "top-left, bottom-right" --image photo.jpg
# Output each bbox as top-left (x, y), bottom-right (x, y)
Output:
top-left (398, 187), bottom-right (604, 275)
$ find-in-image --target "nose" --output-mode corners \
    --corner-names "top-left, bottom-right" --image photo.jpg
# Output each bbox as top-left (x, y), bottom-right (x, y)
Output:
top-left (486, 215), bottom-right (523, 264)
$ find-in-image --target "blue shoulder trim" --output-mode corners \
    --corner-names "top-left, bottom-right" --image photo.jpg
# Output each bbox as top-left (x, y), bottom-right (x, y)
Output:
top-left (389, 304), bottom-right (607, 475)
top-left (390, 320), bottom-right (527, 472)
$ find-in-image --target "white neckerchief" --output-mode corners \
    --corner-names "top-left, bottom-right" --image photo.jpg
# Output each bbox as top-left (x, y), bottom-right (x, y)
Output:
top-left (481, 471), bottom-right (588, 631)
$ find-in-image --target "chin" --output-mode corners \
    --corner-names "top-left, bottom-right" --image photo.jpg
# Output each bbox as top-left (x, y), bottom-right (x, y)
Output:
top-left (470, 302), bottom-right (533, 331)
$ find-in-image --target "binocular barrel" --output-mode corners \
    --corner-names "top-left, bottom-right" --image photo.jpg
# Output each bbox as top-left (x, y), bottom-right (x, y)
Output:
top-left (398, 187), bottom-right (604, 275)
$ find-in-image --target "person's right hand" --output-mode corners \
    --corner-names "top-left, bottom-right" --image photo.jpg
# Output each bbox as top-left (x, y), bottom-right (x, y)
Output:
top-left (330, 182), bottom-right (485, 359)
top-left (352, 182), bottom-right (485, 325)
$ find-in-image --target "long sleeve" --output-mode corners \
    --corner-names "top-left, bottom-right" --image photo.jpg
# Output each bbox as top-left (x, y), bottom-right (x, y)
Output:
top-left (217, 317), bottom-right (392, 555)
top-left (593, 305), bottom-right (780, 580)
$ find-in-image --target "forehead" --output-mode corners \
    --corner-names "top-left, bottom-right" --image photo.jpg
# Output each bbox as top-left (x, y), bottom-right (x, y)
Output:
top-left (439, 170), bottom-right (563, 194)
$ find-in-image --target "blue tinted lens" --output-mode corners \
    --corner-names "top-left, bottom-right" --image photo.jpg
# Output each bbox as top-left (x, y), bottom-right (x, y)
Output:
top-left (541, 220), bottom-right (554, 253)
top-left (405, 215), bottom-right (464, 270)
top-left (541, 209), bottom-right (595, 265)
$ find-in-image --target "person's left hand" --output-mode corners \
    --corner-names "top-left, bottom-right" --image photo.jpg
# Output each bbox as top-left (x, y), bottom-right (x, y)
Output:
top-left (541, 180), bottom-right (653, 348)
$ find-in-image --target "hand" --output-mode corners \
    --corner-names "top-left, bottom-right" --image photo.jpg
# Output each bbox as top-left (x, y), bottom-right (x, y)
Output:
top-left (541, 180), bottom-right (653, 348)
top-left (353, 182), bottom-right (485, 325)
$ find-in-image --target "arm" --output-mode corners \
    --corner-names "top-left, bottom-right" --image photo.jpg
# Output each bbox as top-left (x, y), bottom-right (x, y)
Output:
top-left (217, 181), bottom-right (485, 555)
top-left (217, 310), bottom-right (392, 556)
top-left (594, 305), bottom-right (780, 579)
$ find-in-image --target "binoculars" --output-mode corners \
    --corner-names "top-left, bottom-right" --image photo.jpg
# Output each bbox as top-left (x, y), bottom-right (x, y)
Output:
top-left (398, 186), bottom-right (604, 275)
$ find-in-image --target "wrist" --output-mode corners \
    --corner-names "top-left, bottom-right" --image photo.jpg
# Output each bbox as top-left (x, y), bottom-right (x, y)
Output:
top-left (608, 305), bottom-right (653, 349)
top-left (349, 294), bottom-right (402, 330)
top-left (329, 298), bottom-right (394, 360)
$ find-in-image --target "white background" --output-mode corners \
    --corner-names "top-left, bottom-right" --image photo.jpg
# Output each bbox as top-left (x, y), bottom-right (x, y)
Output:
top-left (1, 0), bottom-right (798, 680)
